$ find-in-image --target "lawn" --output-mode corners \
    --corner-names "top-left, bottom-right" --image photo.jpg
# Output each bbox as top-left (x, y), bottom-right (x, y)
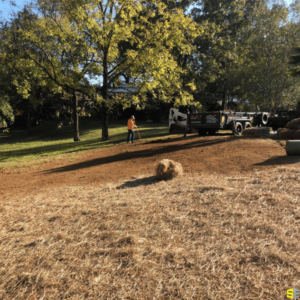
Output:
top-left (0, 118), bottom-right (170, 168)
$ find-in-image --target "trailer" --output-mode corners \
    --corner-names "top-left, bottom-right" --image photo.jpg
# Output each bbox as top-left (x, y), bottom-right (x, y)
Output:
top-left (169, 107), bottom-right (269, 136)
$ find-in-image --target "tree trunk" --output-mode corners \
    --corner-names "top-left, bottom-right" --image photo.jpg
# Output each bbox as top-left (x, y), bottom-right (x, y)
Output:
top-left (73, 92), bottom-right (80, 142)
top-left (26, 100), bottom-right (31, 135)
top-left (101, 54), bottom-right (109, 141)
top-left (101, 106), bottom-right (109, 141)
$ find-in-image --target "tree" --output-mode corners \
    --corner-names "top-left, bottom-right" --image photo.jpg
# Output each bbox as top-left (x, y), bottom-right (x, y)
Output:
top-left (189, 0), bottom-right (262, 109)
top-left (2, 4), bottom-right (98, 140)
top-left (234, 1), bottom-right (300, 110)
top-left (35, 0), bottom-right (200, 140)
top-left (0, 45), bottom-right (14, 127)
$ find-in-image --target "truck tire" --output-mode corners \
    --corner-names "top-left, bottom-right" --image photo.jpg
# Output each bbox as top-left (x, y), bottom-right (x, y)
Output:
top-left (233, 122), bottom-right (243, 135)
top-left (261, 113), bottom-right (268, 125)
top-left (244, 122), bottom-right (251, 129)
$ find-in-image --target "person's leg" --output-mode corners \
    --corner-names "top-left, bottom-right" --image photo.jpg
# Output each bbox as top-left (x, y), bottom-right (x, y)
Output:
top-left (127, 130), bottom-right (131, 143)
top-left (131, 130), bottom-right (135, 142)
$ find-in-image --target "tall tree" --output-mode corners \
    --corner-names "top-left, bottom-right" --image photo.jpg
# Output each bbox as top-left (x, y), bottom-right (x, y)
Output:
top-left (3, 5), bottom-right (98, 140)
top-left (234, 1), bottom-right (300, 110)
top-left (37, 0), bottom-right (200, 140)
top-left (189, 0), bottom-right (262, 109)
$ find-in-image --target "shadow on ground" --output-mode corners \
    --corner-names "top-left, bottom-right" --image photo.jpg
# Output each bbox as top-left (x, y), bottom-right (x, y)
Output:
top-left (45, 137), bottom-right (235, 174)
top-left (255, 156), bottom-right (300, 166)
top-left (145, 133), bottom-right (233, 145)
top-left (0, 128), bottom-right (169, 162)
top-left (117, 176), bottom-right (157, 189)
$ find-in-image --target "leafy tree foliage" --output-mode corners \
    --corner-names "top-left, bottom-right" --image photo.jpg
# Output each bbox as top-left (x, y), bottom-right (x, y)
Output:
top-left (2, 0), bottom-right (200, 141)
top-left (233, 1), bottom-right (300, 110)
top-left (0, 58), bottom-right (14, 127)
top-left (2, 0), bottom-right (300, 138)
top-left (189, 0), bottom-right (300, 111)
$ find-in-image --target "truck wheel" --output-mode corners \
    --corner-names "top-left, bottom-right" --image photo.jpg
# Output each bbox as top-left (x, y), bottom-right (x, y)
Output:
top-left (233, 122), bottom-right (243, 135)
top-left (244, 122), bottom-right (251, 129)
top-left (198, 129), bottom-right (207, 136)
top-left (261, 113), bottom-right (268, 125)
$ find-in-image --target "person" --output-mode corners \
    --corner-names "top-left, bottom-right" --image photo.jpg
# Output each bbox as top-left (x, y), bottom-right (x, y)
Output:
top-left (127, 115), bottom-right (137, 143)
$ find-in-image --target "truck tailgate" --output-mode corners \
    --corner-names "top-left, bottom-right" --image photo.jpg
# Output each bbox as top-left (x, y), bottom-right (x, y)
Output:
top-left (188, 113), bottom-right (221, 128)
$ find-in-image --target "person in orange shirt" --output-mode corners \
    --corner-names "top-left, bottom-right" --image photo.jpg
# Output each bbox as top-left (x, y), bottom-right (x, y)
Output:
top-left (127, 115), bottom-right (137, 143)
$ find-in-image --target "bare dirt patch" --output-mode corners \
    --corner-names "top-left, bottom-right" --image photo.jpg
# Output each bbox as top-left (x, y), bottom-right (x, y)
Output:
top-left (0, 134), bottom-right (296, 198)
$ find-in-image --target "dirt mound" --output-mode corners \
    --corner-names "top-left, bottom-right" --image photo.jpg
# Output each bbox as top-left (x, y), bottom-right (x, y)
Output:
top-left (0, 135), bottom-right (291, 198)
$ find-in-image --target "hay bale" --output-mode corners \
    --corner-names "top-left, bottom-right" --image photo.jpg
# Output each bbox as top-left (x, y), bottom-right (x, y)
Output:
top-left (243, 127), bottom-right (271, 137)
top-left (242, 129), bottom-right (255, 136)
top-left (155, 159), bottom-right (183, 180)
top-left (280, 129), bottom-right (295, 140)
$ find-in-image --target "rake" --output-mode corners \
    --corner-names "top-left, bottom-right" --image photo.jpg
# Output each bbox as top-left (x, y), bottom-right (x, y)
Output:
top-left (136, 127), bottom-right (141, 139)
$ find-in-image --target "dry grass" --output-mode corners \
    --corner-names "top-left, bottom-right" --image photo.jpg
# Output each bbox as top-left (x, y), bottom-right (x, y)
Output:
top-left (1, 168), bottom-right (300, 299)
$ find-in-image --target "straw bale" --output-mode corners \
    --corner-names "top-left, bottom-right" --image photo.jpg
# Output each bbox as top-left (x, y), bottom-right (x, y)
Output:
top-left (242, 128), bottom-right (255, 136)
top-left (243, 127), bottom-right (270, 137)
top-left (280, 129), bottom-right (295, 140)
top-left (155, 159), bottom-right (183, 180)
top-left (242, 129), bottom-right (254, 136)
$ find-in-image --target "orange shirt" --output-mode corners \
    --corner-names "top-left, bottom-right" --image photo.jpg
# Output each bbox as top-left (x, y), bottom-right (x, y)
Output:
top-left (127, 119), bottom-right (136, 130)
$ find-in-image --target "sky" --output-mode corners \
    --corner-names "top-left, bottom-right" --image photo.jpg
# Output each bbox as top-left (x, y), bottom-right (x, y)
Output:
top-left (0, 0), bottom-right (32, 21)
top-left (0, 0), bottom-right (296, 21)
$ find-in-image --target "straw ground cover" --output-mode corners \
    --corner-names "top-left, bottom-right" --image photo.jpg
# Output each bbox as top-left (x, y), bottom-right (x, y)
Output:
top-left (1, 167), bottom-right (299, 299)
top-left (0, 118), bottom-right (170, 168)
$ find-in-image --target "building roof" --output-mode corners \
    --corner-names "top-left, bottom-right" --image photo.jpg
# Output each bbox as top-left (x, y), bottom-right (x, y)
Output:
top-left (108, 83), bottom-right (138, 94)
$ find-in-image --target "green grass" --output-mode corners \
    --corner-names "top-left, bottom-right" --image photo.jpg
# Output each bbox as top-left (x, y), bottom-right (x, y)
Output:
top-left (0, 117), bottom-right (170, 168)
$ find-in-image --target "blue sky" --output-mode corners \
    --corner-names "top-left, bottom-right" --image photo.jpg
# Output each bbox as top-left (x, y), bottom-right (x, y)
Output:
top-left (0, 0), bottom-right (296, 21)
top-left (0, 0), bottom-right (32, 21)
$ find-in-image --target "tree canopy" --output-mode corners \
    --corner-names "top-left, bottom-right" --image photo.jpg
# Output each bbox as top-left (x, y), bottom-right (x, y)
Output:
top-left (1, 0), bottom-right (300, 138)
